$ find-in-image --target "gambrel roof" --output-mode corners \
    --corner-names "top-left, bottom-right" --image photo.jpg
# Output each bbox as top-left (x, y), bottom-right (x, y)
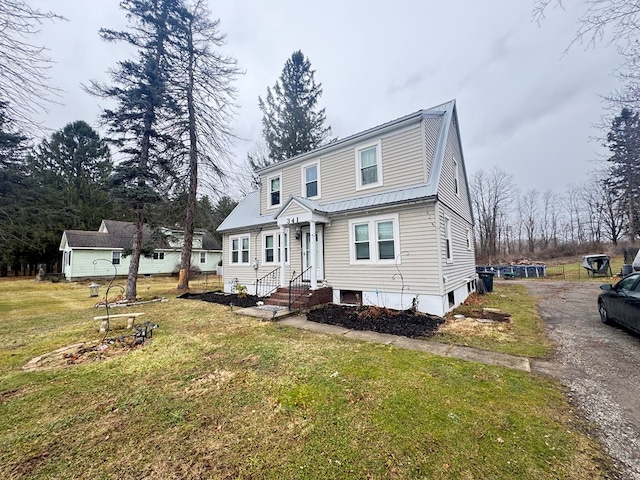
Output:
top-left (218, 99), bottom-right (470, 233)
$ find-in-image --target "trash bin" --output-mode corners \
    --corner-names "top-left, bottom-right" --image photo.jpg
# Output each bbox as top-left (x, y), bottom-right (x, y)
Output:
top-left (478, 272), bottom-right (494, 293)
top-left (622, 264), bottom-right (633, 276)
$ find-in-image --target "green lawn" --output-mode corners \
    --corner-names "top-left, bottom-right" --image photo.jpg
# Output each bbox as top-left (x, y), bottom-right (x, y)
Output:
top-left (0, 277), bottom-right (614, 479)
top-left (436, 283), bottom-right (553, 358)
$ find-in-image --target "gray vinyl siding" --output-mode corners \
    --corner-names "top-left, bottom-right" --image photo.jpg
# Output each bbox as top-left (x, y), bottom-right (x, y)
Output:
top-left (323, 203), bottom-right (442, 295)
top-left (423, 115), bottom-right (442, 183)
top-left (222, 227), bottom-right (299, 290)
top-left (438, 203), bottom-right (476, 291)
top-left (280, 201), bottom-right (307, 218)
top-left (260, 169), bottom-right (302, 215)
top-left (437, 116), bottom-right (473, 225)
top-left (258, 124), bottom-right (425, 213)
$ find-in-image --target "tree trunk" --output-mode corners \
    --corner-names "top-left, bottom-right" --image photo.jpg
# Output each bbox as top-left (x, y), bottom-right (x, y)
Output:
top-left (177, 24), bottom-right (198, 290)
top-left (126, 210), bottom-right (144, 300)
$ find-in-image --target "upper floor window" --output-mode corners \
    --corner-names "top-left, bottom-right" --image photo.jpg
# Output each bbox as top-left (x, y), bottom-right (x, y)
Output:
top-left (453, 158), bottom-right (460, 196)
top-left (112, 251), bottom-right (121, 265)
top-left (445, 216), bottom-right (453, 262)
top-left (355, 140), bottom-right (382, 190)
top-left (303, 163), bottom-right (319, 198)
top-left (231, 236), bottom-right (250, 264)
top-left (268, 174), bottom-right (281, 208)
top-left (349, 214), bottom-right (399, 264)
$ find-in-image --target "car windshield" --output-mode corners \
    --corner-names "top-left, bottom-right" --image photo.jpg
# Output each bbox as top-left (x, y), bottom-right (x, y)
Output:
top-left (617, 274), bottom-right (640, 291)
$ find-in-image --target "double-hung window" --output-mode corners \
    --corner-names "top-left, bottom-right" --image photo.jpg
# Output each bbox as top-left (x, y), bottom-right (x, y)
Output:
top-left (199, 252), bottom-right (206, 264)
top-left (445, 216), bottom-right (453, 262)
top-left (303, 163), bottom-right (319, 198)
top-left (350, 214), bottom-right (399, 264)
top-left (112, 251), bottom-right (121, 265)
top-left (264, 234), bottom-right (275, 263)
top-left (152, 252), bottom-right (164, 260)
top-left (355, 140), bottom-right (382, 190)
top-left (263, 231), bottom-right (289, 264)
top-left (377, 221), bottom-right (395, 260)
top-left (268, 174), bottom-right (281, 208)
top-left (354, 224), bottom-right (370, 260)
top-left (231, 236), bottom-right (250, 264)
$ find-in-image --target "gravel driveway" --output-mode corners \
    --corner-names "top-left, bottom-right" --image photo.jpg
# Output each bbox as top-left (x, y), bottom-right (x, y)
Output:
top-left (524, 280), bottom-right (640, 480)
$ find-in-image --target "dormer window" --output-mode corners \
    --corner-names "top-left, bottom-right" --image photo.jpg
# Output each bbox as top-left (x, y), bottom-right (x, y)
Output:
top-left (268, 173), bottom-right (281, 208)
top-left (303, 163), bottom-right (319, 198)
top-left (355, 140), bottom-right (382, 190)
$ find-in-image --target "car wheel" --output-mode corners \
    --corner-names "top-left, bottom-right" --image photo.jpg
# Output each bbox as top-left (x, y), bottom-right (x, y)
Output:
top-left (599, 300), bottom-right (613, 325)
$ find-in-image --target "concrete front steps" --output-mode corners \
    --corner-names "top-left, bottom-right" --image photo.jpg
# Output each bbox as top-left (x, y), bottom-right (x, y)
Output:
top-left (263, 286), bottom-right (333, 310)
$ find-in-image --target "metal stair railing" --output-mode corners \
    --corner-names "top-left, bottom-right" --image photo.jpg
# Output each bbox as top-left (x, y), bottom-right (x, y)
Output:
top-left (256, 266), bottom-right (281, 297)
top-left (288, 267), bottom-right (311, 310)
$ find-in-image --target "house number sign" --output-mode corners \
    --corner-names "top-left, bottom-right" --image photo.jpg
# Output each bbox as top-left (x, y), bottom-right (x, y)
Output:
top-left (284, 217), bottom-right (299, 224)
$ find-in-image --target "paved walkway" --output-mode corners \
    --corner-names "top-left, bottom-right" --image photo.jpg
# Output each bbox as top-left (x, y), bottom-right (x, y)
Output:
top-left (236, 306), bottom-right (558, 374)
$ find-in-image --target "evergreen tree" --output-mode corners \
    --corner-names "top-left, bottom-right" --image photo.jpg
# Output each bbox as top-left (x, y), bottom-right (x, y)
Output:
top-left (86, 0), bottom-right (182, 299)
top-left (605, 107), bottom-right (640, 240)
top-left (0, 101), bottom-right (31, 275)
top-left (29, 120), bottom-right (113, 229)
top-left (258, 50), bottom-right (331, 164)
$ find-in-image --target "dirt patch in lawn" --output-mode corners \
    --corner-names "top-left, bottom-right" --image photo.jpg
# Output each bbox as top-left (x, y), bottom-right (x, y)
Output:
top-left (178, 291), bottom-right (259, 308)
top-left (306, 304), bottom-right (444, 338)
top-left (23, 337), bottom-right (153, 372)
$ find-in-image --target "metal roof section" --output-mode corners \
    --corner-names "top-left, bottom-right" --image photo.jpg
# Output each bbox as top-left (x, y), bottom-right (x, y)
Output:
top-left (217, 184), bottom-right (436, 232)
top-left (257, 107), bottom-right (444, 175)
top-left (216, 191), bottom-right (275, 232)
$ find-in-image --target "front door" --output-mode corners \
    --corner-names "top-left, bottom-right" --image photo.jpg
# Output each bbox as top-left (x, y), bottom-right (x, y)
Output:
top-left (302, 228), bottom-right (324, 281)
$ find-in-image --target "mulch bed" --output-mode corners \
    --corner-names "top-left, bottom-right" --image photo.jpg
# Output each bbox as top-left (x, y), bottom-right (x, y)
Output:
top-left (307, 304), bottom-right (444, 339)
top-left (178, 291), bottom-right (260, 308)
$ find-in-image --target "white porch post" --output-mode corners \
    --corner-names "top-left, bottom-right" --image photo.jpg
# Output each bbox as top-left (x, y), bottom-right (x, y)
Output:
top-left (279, 225), bottom-right (286, 287)
top-left (310, 220), bottom-right (317, 290)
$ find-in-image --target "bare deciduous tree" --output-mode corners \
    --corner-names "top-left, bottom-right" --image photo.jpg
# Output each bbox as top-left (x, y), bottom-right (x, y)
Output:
top-left (0, 0), bottom-right (61, 130)
top-left (470, 168), bottom-right (513, 262)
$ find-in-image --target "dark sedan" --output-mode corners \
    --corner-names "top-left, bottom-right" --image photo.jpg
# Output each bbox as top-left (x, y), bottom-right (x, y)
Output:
top-left (598, 272), bottom-right (640, 335)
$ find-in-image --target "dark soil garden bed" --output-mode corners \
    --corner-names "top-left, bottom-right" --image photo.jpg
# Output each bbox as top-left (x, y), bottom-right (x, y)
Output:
top-left (178, 291), bottom-right (260, 308)
top-left (307, 304), bottom-right (444, 339)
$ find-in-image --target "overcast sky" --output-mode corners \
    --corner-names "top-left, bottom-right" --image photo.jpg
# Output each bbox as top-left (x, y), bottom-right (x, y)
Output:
top-left (30, 0), bottom-right (623, 197)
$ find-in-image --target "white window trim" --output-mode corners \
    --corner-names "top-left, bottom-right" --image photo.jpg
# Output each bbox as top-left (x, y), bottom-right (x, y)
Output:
top-left (112, 251), bottom-right (121, 265)
top-left (355, 139), bottom-right (383, 191)
top-left (229, 235), bottom-right (250, 264)
top-left (152, 252), bottom-right (165, 260)
top-left (199, 252), bottom-right (206, 264)
top-left (453, 158), bottom-right (460, 197)
top-left (301, 161), bottom-right (321, 199)
top-left (348, 213), bottom-right (400, 265)
top-left (444, 216), bottom-right (453, 263)
top-left (267, 172), bottom-right (282, 209)
top-left (262, 230), bottom-right (290, 265)
top-left (466, 229), bottom-right (472, 251)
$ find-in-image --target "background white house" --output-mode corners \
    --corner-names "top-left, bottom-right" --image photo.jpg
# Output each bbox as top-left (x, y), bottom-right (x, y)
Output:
top-left (59, 220), bottom-right (221, 280)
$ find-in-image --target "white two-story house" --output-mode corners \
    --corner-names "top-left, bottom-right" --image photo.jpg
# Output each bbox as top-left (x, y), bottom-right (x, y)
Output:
top-left (217, 100), bottom-right (476, 316)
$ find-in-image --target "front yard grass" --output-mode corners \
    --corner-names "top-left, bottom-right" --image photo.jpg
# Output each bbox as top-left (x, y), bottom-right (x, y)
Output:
top-left (435, 282), bottom-right (553, 358)
top-left (0, 277), bottom-right (613, 479)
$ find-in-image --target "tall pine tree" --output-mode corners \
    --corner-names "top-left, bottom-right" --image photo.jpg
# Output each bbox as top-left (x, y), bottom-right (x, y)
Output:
top-left (605, 107), bottom-right (640, 241)
top-left (258, 51), bottom-right (331, 164)
top-left (86, 0), bottom-right (182, 299)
